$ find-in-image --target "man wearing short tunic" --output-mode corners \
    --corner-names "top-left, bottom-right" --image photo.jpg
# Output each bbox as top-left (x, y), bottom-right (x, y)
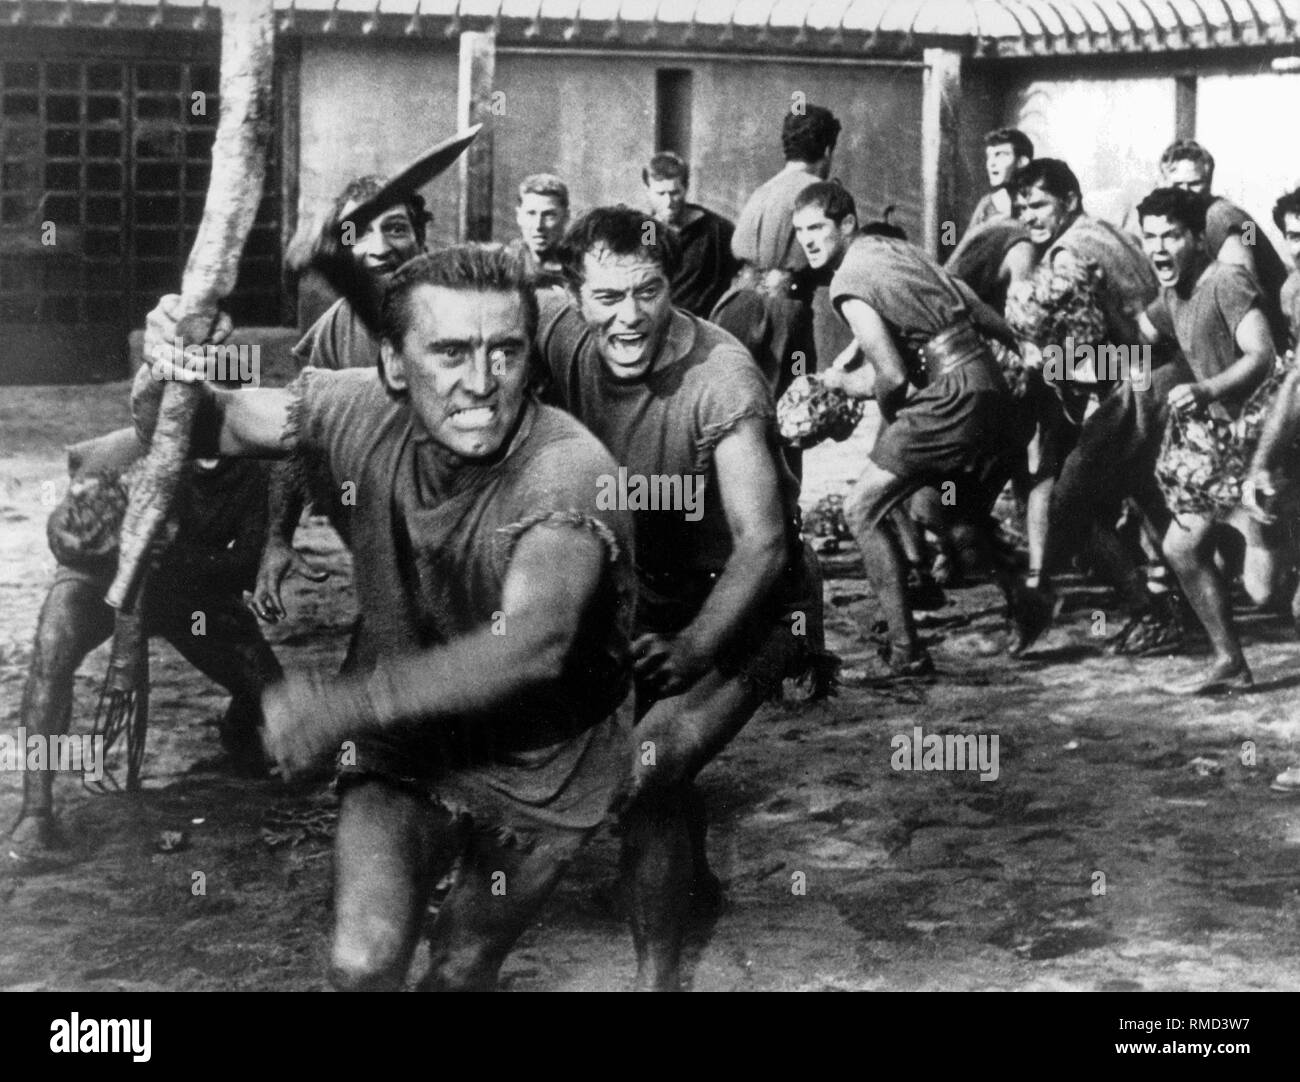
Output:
top-left (539, 206), bottom-right (825, 991)
top-left (796, 182), bottom-right (1048, 672)
top-left (137, 245), bottom-right (637, 992)
top-left (1008, 159), bottom-right (1173, 654)
top-left (1138, 186), bottom-right (1282, 694)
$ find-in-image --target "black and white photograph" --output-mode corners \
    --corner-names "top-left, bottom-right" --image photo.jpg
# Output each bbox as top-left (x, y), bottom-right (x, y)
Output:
top-left (0, 0), bottom-right (1298, 1023)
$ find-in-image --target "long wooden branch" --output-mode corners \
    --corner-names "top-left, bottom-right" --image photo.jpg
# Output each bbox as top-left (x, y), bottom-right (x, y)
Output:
top-left (107, 0), bottom-right (276, 610)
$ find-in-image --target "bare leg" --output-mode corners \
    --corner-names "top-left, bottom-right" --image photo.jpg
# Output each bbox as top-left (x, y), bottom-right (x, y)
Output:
top-left (1229, 509), bottom-right (1288, 609)
top-left (1025, 476), bottom-right (1052, 588)
top-left (1161, 515), bottom-right (1251, 693)
top-left (421, 823), bottom-right (589, 991)
top-left (622, 665), bottom-right (773, 990)
top-left (330, 779), bottom-right (457, 991)
top-left (10, 571), bottom-right (114, 850)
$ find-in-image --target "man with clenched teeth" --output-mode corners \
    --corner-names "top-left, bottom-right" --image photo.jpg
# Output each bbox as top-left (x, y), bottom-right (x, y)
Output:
top-left (136, 245), bottom-right (638, 992)
top-left (1137, 186), bottom-right (1286, 694)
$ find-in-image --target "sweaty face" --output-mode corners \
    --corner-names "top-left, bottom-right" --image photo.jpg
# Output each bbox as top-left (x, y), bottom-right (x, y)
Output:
top-left (382, 284), bottom-right (531, 460)
top-left (646, 176), bottom-right (687, 226)
top-left (985, 143), bottom-right (1021, 188)
top-left (1283, 212), bottom-right (1300, 272)
top-left (1142, 213), bottom-right (1201, 288)
top-left (792, 204), bottom-right (856, 271)
top-left (342, 200), bottom-right (421, 282)
top-left (1014, 182), bottom-right (1078, 248)
top-left (577, 246), bottom-right (673, 380)
top-left (516, 193), bottom-right (568, 261)
top-left (1161, 159), bottom-right (1211, 196)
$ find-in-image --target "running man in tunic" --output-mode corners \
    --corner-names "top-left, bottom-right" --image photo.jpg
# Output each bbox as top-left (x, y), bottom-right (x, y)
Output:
top-left (136, 245), bottom-right (637, 992)
top-left (1006, 159), bottom-right (1172, 655)
top-left (795, 182), bottom-right (1049, 671)
top-left (1138, 186), bottom-right (1284, 694)
top-left (538, 206), bottom-right (827, 991)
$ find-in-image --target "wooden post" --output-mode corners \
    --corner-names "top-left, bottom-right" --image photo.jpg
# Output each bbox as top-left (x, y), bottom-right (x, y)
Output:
top-left (458, 31), bottom-right (496, 242)
top-left (108, 0), bottom-right (276, 610)
top-left (921, 48), bottom-right (962, 259)
top-left (1174, 74), bottom-right (1197, 140)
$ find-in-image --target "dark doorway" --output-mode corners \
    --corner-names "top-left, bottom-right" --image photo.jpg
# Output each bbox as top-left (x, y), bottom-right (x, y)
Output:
top-left (655, 68), bottom-right (693, 159)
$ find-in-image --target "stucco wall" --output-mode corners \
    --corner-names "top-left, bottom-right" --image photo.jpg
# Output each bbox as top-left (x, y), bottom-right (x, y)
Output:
top-left (491, 53), bottom-right (924, 240)
top-left (298, 36), bottom-right (460, 324)
top-left (298, 39), bottom-right (927, 320)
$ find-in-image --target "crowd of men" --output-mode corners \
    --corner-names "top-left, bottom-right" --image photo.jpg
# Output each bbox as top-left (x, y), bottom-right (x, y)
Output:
top-left (9, 103), bottom-right (1300, 991)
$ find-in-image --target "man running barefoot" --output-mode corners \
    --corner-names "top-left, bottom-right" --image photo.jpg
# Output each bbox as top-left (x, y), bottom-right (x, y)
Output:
top-left (1139, 187), bottom-right (1284, 694)
top-left (138, 245), bottom-right (637, 992)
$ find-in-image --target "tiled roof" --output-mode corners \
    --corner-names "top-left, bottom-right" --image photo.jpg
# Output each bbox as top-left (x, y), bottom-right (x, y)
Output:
top-left (4, 0), bottom-right (1299, 57)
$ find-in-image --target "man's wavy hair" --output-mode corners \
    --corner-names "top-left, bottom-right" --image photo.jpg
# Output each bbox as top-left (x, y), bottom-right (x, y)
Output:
top-left (556, 205), bottom-right (682, 286)
top-left (793, 180), bottom-right (858, 226)
top-left (377, 244), bottom-right (541, 396)
top-left (1272, 187), bottom-right (1300, 232)
top-left (782, 105), bottom-right (841, 163)
top-left (1159, 139), bottom-right (1215, 186)
top-left (1136, 186), bottom-right (1211, 236)
top-left (984, 127), bottom-right (1034, 161)
top-left (333, 174), bottom-right (431, 247)
top-left (1011, 158), bottom-right (1083, 206)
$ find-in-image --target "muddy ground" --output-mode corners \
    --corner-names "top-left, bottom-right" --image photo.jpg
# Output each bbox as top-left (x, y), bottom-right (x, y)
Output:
top-left (2, 384), bottom-right (1299, 992)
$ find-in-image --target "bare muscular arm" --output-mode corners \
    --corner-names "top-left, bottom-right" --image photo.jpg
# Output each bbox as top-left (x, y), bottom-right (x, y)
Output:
top-left (836, 297), bottom-right (910, 420)
top-left (262, 522), bottom-right (611, 772)
top-left (1244, 366), bottom-right (1300, 524)
top-left (131, 361), bottom-right (297, 458)
top-left (1169, 307), bottom-right (1275, 413)
top-left (633, 418), bottom-right (786, 696)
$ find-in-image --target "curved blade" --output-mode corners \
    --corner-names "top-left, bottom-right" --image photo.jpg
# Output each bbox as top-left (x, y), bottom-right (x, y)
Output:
top-left (344, 124), bottom-right (483, 231)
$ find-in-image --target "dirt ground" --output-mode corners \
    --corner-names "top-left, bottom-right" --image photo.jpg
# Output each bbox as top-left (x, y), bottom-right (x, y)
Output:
top-left (2, 383), bottom-right (1300, 992)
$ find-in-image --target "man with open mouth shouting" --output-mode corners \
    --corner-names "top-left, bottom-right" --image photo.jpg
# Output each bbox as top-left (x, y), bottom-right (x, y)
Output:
top-left (1138, 186), bottom-right (1289, 695)
top-left (537, 206), bottom-right (829, 991)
